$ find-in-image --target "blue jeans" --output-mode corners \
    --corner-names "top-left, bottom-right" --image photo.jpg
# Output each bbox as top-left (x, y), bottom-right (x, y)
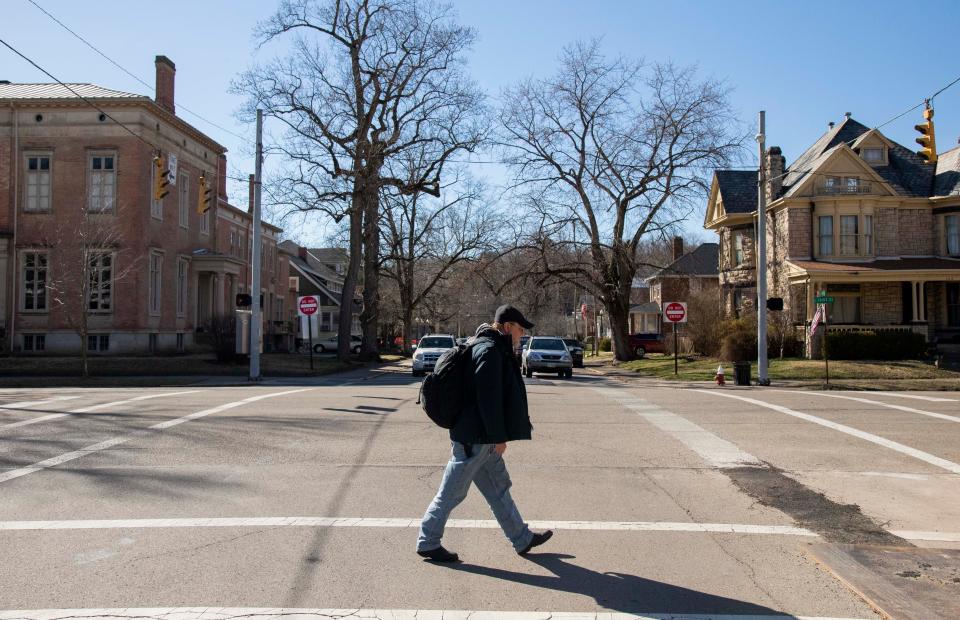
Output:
top-left (418, 442), bottom-right (534, 553)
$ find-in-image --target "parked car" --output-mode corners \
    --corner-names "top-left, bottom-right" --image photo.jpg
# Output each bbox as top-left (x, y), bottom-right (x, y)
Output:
top-left (629, 332), bottom-right (666, 358)
top-left (515, 335), bottom-right (530, 362)
top-left (561, 338), bottom-right (584, 368)
top-left (522, 336), bottom-right (574, 378)
top-left (412, 334), bottom-right (457, 376)
top-left (313, 334), bottom-right (362, 354)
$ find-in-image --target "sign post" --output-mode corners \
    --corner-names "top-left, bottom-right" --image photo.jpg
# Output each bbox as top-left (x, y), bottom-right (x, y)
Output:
top-left (663, 301), bottom-right (688, 375)
top-left (812, 290), bottom-right (833, 386)
top-left (299, 295), bottom-right (319, 370)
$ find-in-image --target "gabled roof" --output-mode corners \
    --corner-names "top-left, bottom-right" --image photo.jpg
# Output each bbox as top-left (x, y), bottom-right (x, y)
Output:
top-left (714, 170), bottom-right (758, 214)
top-left (935, 146), bottom-right (960, 196)
top-left (277, 241), bottom-right (346, 283)
top-left (650, 243), bottom-right (719, 279)
top-left (782, 117), bottom-right (934, 198)
top-left (0, 83), bottom-right (145, 100)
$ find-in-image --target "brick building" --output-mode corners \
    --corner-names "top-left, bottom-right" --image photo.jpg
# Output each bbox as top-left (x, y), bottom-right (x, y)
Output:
top-left (705, 114), bottom-right (960, 354)
top-left (644, 238), bottom-right (720, 335)
top-left (0, 56), bottom-right (295, 354)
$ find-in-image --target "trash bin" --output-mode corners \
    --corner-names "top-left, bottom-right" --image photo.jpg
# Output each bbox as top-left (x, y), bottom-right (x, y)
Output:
top-left (733, 361), bottom-right (751, 386)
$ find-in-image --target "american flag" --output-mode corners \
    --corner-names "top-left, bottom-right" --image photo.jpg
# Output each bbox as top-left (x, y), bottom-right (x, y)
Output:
top-left (809, 305), bottom-right (824, 336)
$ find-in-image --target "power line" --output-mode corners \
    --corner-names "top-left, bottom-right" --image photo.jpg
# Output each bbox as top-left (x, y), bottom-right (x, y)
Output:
top-left (25, 0), bottom-right (250, 144)
top-left (0, 36), bottom-right (158, 152)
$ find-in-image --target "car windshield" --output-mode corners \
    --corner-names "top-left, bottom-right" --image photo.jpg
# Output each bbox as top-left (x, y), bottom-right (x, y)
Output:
top-left (530, 338), bottom-right (566, 351)
top-left (419, 337), bottom-right (454, 349)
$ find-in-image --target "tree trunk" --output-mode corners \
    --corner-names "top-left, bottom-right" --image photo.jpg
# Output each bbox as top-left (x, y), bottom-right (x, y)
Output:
top-left (359, 176), bottom-right (381, 362)
top-left (337, 193), bottom-right (364, 362)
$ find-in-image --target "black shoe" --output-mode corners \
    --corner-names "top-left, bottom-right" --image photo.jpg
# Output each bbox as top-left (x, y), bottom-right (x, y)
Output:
top-left (417, 545), bottom-right (460, 562)
top-left (518, 530), bottom-right (553, 555)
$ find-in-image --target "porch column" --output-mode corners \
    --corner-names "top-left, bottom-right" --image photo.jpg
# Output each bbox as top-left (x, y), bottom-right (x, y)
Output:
top-left (919, 281), bottom-right (927, 322)
top-left (214, 274), bottom-right (224, 315)
top-left (806, 281), bottom-right (815, 321)
top-left (911, 281), bottom-right (921, 322)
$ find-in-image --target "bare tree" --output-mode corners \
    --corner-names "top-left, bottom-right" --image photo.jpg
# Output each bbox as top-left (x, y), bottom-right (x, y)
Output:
top-left (499, 40), bottom-right (744, 361)
top-left (380, 162), bottom-right (494, 354)
top-left (46, 206), bottom-right (139, 378)
top-left (233, 0), bottom-right (486, 362)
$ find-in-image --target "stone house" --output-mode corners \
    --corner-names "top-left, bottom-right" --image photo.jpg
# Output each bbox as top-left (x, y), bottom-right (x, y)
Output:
top-left (645, 238), bottom-right (720, 335)
top-left (705, 114), bottom-right (960, 353)
top-left (279, 241), bottom-right (361, 339)
top-left (0, 56), bottom-right (295, 354)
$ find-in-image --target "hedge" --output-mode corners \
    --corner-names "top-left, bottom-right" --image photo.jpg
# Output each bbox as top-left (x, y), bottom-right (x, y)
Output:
top-left (824, 330), bottom-right (926, 360)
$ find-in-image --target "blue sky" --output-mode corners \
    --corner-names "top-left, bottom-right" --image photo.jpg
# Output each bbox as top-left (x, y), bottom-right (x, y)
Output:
top-left (4, 0), bottom-right (960, 243)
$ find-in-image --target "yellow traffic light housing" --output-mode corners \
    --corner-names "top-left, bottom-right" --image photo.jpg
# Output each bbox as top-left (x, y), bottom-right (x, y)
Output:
top-left (197, 173), bottom-right (213, 214)
top-left (152, 155), bottom-right (170, 201)
top-left (915, 102), bottom-right (937, 164)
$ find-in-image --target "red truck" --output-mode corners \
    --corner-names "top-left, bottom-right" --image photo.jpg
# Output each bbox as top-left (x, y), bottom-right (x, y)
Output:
top-left (628, 333), bottom-right (666, 357)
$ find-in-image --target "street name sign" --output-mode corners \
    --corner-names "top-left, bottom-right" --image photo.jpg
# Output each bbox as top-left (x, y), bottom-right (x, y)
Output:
top-left (814, 296), bottom-right (834, 304)
top-left (298, 295), bottom-right (319, 316)
top-left (663, 301), bottom-right (688, 323)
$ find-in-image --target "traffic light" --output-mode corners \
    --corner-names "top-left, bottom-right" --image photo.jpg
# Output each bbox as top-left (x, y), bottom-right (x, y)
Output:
top-left (197, 173), bottom-right (213, 214)
top-left (152, 155), bottom-right (170, 201)
top-left (236, 293), bottom-right (252, 307)
top-left (766, 297), bottom-right (784, 311)
top-left (915, 102), bottom-right (938, 164)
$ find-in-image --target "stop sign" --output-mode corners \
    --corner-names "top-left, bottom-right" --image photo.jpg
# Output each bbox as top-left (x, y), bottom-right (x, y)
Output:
top-left (663, 301), bottom-right (687, 323)
top-left (298, 295), bottom-right (319, 316)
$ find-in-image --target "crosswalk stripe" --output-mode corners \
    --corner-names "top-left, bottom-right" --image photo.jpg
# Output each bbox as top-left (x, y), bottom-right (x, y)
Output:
top-left (0, 608), bottom-right (872, 620)
top-left (773, 390), bottom-right (960, 424)
top-left (0, 389), bottom-right (313, 484)
top-left (0, 391), bottom-right (201, 431)
top-left (0, 516), bottom-right (815, 536)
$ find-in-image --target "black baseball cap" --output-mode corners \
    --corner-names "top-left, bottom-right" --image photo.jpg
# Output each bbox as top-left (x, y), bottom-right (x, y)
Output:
top-left (494, 304), bottom-right (534, 330)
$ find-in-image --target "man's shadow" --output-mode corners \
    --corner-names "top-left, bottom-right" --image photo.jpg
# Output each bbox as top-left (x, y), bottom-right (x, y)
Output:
top-left (446, 552), bottom-right (785, 616)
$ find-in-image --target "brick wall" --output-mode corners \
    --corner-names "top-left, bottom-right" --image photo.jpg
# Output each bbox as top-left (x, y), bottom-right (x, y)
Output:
top-left (786, 208), bottom-right (811, 258)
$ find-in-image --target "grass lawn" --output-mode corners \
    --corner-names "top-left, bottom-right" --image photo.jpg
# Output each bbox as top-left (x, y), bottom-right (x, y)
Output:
top-left (617, 354), bottom-right (960, 388)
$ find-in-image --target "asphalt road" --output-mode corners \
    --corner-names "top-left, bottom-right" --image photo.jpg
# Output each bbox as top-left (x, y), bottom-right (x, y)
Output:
top-left (1, 362), bottom-right (958, 619)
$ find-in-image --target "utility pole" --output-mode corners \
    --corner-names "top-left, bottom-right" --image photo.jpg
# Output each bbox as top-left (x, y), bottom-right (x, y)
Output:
top-left (756, 111), bottom-right (770, 386)
top-left (249, 109), bottom-right (264, 381)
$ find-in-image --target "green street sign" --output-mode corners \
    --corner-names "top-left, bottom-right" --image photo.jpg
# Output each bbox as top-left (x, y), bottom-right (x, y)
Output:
top-left (814, 296), bottom-right (834, 304)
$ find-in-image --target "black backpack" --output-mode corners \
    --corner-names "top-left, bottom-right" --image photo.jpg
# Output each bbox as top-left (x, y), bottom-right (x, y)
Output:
top-left (416, 338), bottom-right (486, 429)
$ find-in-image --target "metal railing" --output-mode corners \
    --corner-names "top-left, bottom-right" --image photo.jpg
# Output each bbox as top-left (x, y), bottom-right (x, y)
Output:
top-left (816, 182), bottom-right (872, 195)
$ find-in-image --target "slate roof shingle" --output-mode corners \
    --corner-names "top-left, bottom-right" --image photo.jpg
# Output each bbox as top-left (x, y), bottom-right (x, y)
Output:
top-left (715, 170), bottom-right (757, 214)
top-left (651, 243), bottom-right (719, 278)
top-left (0, 83), bottom-right (145, 100)
top-left (935, 146), bottom-right (960, 196)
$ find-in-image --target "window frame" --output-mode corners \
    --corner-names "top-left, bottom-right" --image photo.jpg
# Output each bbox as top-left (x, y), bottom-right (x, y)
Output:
top-left (24, 152), bottom-right (53, 213)
top-left (733, 231), bottom-right (745, 267)
top-left (87, 333), bottom-right (110, 353)
top-left (839, 214), bottom-right (859, 256)
top-left (947, 215), bottom-right (960, 257)
top-left (176, 256), bottom-right (189, 318)
top-left (87, 151), bottom-right (117, 214)
top-left (20, 250), bottom-right (49, 313)
top-left (861, 147), bottom-right (884, 164)
top-left (818, 215), bottom-right (834, 256)
top-left (148, 250), bottom-right (164, 316)
top-left (22, 333), bottom-right (45, 353)
top-left (178, 171), bottom-right (190, 229)
top-left (86, 250), bottom-right (114, 313)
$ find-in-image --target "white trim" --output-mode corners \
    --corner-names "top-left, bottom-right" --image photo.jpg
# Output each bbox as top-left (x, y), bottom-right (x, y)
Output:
top-left (774, 390), bottom-right (960, 423)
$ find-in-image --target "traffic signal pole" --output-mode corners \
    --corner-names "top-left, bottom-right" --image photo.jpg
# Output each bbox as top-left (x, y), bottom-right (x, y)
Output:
top-left (756, 111), bottom-right (770, 386)
top-left (249, 110), bottom-right (264, 381)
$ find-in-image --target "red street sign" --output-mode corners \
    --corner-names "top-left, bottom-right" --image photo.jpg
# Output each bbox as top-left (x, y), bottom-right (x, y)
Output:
top-left (298, 295), bottom-right (319, 316)
top-left (663, 301), bottom-right (687, 323)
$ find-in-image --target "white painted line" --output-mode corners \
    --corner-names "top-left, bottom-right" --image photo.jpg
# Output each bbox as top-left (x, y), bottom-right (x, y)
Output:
top-left (0, 516), bottom-right (816, 537)
top-left (774, 390), bottom-right (960, 424)
top-left (0, 389), bottom-right (312, 484)
top-left (694, 390), bottom-right (960, 475)
top-left (0, 390), bottom-right (202, 431)
top-left (594, 387), bottom-right (763, 468)
top-left (0, 609), bottom-right (872, 620)
top-left (867, 391), bottom-right (958, 402)
top-left (889, 530), bottom-right (960, 542)
top-left (0, 396), bottom-right (80, 410)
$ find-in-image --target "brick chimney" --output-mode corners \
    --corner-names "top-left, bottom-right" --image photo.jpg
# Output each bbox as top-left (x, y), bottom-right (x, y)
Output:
top-left (248, 174), bottom-right (255, 214)
top-left (154, 55), bottom-right (176, 114)
top-left (298, 246), bottom-right (308, 260)
top-left (765, 146), bottom-right (785, 202)
top-left (672, 236), bottom-right (684, 261)
top-left (218, 154), bottom-right (227, 197)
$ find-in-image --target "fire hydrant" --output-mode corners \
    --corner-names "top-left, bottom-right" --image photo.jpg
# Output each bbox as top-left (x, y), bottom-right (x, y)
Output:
top-left (715, 364), bottom-right (725, 386)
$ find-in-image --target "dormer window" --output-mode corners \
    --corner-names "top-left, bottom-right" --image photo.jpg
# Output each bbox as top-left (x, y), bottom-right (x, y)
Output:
top-left (861, 147), bottom-right (883, 163)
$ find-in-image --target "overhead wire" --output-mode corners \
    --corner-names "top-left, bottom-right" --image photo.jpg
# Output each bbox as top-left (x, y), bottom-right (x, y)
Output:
top-left (24, 0), bottom-right (250, 144)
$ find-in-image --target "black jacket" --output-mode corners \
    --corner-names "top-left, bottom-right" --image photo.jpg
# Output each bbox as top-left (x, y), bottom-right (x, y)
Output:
top-left (449, 324), bottom-right (532, 445)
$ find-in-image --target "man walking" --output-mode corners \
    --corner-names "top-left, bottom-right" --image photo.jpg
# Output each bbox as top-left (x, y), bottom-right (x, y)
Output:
top-left (417, 305), bottom-right (553, 562)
